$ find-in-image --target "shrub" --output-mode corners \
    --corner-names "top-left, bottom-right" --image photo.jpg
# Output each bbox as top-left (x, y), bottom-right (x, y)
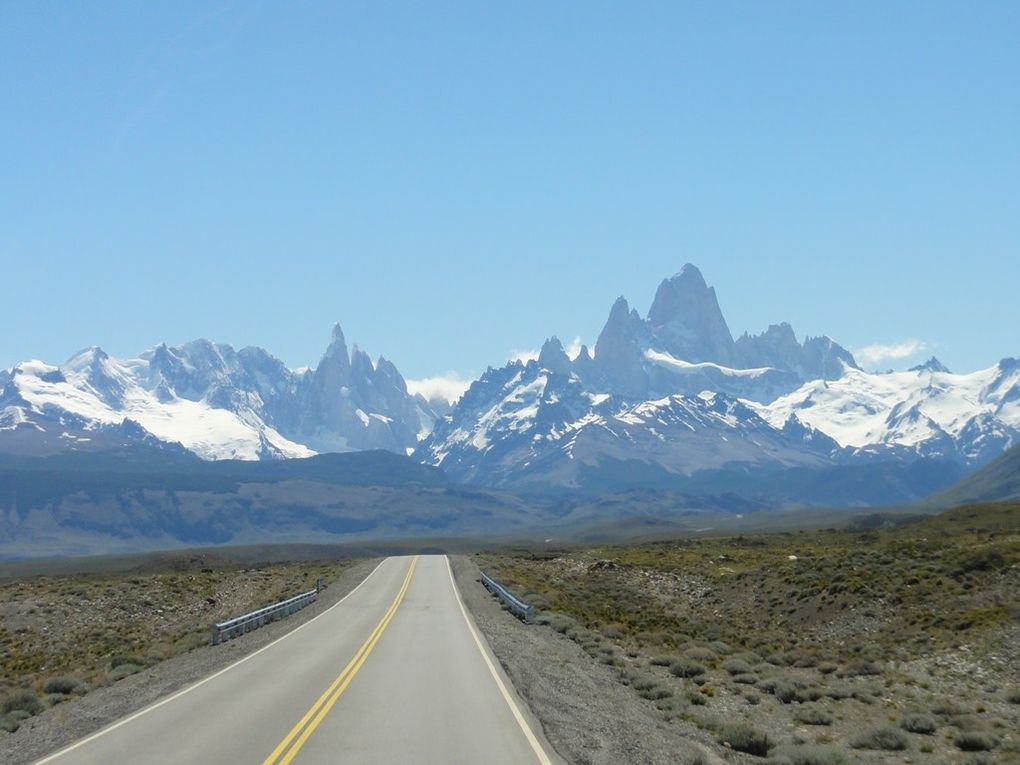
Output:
top-left (850, 725), bottom-right (910, 751)
top-left (1006, 687), bottom-right (1020, 704)
top-left (932, 700), bottom-right (967, 717)
top-left (717, 723), bottom-right (771, 756)
top-left (537, 613), bottom-right (576, 634)
top-left (650, 655), bottom-right (675, 667)
top-left (900, 713), bottom-right (937, 734)
top-left (730, 650), bottom-right (763, 664)
top-left (686, 690), bottom-right (708, 706)
top-left (1, 710), bottom-right (33, 733)
top-left (762, 677), bottom-right (822, 704)
top-left (837, 660), bottom-right (882, 677)
top-left (669, 659), bottom-right (706, 679)
top-left (733, 673), bottom-right (760, 685)
top-left (766, 745), bottom-right (849, 765)
top-left (722, 658), bottom-right (752, 675)
top-left (684, 646), bottom-right (717, 662)
top-left (794, 707), bottom-right (833, 726)
top-left (954, 732), bottom-right (999, 752)
top-left (632, 676), bottom-right (672, 701)
top-left (110, 663), bottom-right (143, 680)
top-left (42, 677), bottom-right (82, 695)
top-left (109, 654), bottom-right (145, 669)
top-left (1, 690), bottom-right (43, 716)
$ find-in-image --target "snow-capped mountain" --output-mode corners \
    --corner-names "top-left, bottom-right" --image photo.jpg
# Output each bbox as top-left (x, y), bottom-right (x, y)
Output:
top-left (0, 325), bottom-right (438, 460)
top-left (418, 265), bottom-right (1019, 495)
top-left (3, 263), bottom-right (1017, 504)
top-left (753, 358), bottom-right (1020, 465)
top-left (420, 348), bottom-right (840, 490)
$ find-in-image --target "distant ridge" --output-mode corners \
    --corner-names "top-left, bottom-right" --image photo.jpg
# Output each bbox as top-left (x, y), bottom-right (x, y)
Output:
top-left (925, 443), bottom-right (1020, 508)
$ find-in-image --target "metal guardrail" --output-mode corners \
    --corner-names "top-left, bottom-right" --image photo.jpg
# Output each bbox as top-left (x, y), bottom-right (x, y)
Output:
top-left (480, 571), bottom-right (534, 624)
top-left (211, 584), bottom-right (319, 645)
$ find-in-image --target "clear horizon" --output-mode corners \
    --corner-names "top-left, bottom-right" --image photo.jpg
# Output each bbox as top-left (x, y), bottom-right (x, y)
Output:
top-left (3, 2), bottom-right (1018, 383)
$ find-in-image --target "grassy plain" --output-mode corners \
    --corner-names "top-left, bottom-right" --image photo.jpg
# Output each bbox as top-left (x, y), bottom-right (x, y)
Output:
top-left (478, 502), bottom-right (1020, 763)
top-left (0, 549), bottom-right (353, 734)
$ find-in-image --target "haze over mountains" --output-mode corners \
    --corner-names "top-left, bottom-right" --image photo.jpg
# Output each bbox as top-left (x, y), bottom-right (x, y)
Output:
top-left (3, 265), bottom-right (1018, 505)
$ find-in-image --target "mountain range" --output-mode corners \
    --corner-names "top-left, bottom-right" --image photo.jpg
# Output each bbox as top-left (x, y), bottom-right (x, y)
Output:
top-left (3, 264), bottom-right (1018, 507)
top-left (1, 325), bottom-right (444, 461)
top-left (418, 265), bottom-right (1019, 495)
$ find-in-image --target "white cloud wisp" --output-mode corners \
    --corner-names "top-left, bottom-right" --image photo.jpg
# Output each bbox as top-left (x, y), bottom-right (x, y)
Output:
top-left (853, 339), bottom-right (930, 368)
top-left (406, 372), bottom-right (472, 405)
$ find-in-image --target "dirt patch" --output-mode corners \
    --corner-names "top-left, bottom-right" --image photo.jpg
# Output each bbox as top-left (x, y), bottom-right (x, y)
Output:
top-left (0, 558), bottom-right (379, 765)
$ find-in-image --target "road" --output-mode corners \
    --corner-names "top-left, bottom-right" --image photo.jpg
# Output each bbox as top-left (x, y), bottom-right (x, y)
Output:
top-left (36, 555), bottom-right (560, 764)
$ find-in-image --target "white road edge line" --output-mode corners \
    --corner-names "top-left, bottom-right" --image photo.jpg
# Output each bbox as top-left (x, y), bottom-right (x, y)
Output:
top-left (32, 558), bottom-right (387, 765)
top-left (444, 555), bottom-right (555, 765)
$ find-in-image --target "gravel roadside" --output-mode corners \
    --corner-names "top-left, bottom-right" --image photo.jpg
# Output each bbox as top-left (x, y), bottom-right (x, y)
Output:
top-left (0, 558), bottom-right (381, 765)
top-left (450, 555), bottom-right (725, 765)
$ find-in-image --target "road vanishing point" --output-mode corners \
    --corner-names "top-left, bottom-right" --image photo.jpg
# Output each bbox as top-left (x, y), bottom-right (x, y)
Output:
top-left (35, 556), bottom-right (560, 764)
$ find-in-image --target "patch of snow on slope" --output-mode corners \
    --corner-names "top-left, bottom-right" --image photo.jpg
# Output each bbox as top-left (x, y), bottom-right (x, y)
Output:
top-left (11, 355), bottom-right (313, 460)
top-left (644, 349), bottom-right (774, 378)
top-left (754, 364), bottom-right (1020, 449)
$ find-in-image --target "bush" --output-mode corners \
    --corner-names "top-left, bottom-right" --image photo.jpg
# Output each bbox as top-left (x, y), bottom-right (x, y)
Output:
top-left (109, 663), bottom-right (143, 680)
top-left (536, 613), bottom-right (576, 634)
top-left (932, 700), bottom-right (967, 717)
top-left (794, 707), bottom-right (833, 726)
top-left (954, 732), bottom-right (999, 752)
top-left (900, 713), bottom-right (937, 734)
top-left (722, 658), bottom-right (753, 675)
top-left (733, 673), bottom-right (760, 685)
top-left (632, 676), bottom-right (672, 701)
top-left (669, 659), bottom-right (706, 678)
top-left (684, 646), bottom-right (718, 662)
top-left (850, 725), bottom-right (910, 751)
top-left (650, 655), bottom-right (675, 667)
top-left (1, 710), bottom-right (33, 733)
top-left (42, 676), bottom-right (82, 695)
top-left (766, 745), bottom-right (849, 765)
top-left (730, 650), bottom-right (763, 665)
top-left (761, 677), bottom-right (821, 704)
top-left (836, 660), bottom-right (882, 677)
top-left (1006, 687), bottom-right (1020, 704)
top-left (109, 654), bottom-right (145, 669)
top-left (1, 690), bottom-right (43, 716)
top-left (717, 723), bottom-right (771, 756)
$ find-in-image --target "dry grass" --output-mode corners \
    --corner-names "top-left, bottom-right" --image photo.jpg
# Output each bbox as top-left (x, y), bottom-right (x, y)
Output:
top-left (0, 553), bottom-right (352, 733)
top-left (477, 501), bottom-right (1020, 763)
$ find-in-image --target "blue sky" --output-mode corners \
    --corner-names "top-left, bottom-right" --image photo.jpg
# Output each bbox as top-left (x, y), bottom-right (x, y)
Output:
top-left (2, 2), bottom-right (1018, 389)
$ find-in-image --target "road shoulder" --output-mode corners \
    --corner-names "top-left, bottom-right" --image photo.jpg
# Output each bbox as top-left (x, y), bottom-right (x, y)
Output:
top-left (451, 554), bottom-right (721, 765)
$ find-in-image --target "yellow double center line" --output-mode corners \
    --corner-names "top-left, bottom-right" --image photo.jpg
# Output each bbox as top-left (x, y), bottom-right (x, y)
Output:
top-left (262, 556), bottom-right (419, 765)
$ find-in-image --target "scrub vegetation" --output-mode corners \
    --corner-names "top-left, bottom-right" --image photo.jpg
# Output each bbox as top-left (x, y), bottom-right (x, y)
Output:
top-left (0, 551), bottom-right (351, 734)
top-left (478, 501), bottom-right (1020, 763)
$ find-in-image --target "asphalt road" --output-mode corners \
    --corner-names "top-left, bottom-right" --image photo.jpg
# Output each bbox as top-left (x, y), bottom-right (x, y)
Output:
top-left (35, 555), bottom-right (560, 764)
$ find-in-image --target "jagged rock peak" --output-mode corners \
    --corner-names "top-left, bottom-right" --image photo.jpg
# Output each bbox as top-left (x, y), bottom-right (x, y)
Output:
top-left (646, 263), bottom-right (735, 365)
top-left (538, 337), bottom-right (572, 375)
top-left (607, 296), bottom-right (632, 321)
top-left (910, 356), bottom-right (951, 374)
top-left (324, 323), bottom-right (350, 361)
